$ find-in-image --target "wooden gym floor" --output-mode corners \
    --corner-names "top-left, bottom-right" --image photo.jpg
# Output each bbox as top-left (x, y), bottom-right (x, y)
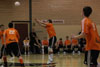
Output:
top-left (0, 53), bottom-right (100, 67)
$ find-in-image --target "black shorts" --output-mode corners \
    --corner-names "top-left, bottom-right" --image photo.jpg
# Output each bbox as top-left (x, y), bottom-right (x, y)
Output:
top-left (67, 45), bottom-right (71, 48)
top-left (88, 50), bottom-right (99, 65)
top-left (73, 45), bottom-right (79, 48)
top-left (63, 45), bottom-right (71, 49)
top-left (73, 45), bottom-right (79, 51)
top-left (49, 36), bottom-right (57, 48)
top-left (6, 42), bottom-right (21, 57)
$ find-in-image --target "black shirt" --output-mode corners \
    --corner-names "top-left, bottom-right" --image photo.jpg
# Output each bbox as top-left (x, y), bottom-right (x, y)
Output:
top-left (30, 32), bottom-right (37, 43)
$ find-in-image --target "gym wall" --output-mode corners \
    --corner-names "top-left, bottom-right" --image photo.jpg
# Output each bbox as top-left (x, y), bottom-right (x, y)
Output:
top-left (0, 0), bottom-right (100, 40)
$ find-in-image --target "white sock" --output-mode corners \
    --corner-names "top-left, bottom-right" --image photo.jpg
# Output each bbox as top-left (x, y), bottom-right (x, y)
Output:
top-left (50, 54), bottom-right (53, 61)
top-left (48, 54), bottom-right (53, 61)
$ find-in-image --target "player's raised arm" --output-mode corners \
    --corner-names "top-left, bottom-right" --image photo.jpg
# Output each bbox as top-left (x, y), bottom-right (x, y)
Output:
top-left (35, 18), bottom-right (47, 27)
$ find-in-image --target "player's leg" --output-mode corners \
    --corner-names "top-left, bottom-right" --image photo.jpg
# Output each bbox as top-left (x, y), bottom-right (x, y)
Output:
top-left (0, 45), bottom-right (4, 60)
top-left (84, 51), bottom-right (88, 65)
top-left (91, 50), bottom-right (99, 67)
top-left (47, 36), bottom-right (57, 64)
top-left (7, 44), bottom-right (14, 61)
top-left (87, 50), bottom-right (91, 67)
top-left (11, 42), bottom-right (24, 65)
top-left (6, 43), bottom-right (14, 60)
top-left (8, 52), bottom-right (13, 57)
top-left (3, 45), bottom-right (8, 67)
top-left (48, 37), bottom-right (54, 63)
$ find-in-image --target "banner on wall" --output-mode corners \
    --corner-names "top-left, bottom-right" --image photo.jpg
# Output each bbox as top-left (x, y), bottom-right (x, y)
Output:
top-left (42, 20), bottom-right (64, 24)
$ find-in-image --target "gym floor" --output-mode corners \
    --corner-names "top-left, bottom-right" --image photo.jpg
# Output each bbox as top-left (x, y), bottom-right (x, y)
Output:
top-left (0, 53), bottom-right (100, 67)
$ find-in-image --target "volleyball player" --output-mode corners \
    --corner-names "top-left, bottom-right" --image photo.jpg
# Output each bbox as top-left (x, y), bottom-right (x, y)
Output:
top-left (64, 36), bottom-right (71, 54)
top-left (3, 23), bottom-right (24, 66)
top-left (35, 19), bottom-right (57, 64)
top-left (72, 6), bottom-right (100, 67)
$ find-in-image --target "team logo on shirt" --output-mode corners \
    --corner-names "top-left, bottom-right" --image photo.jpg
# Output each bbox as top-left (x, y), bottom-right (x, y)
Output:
top-left (9, 30), bottom-right (15, 34)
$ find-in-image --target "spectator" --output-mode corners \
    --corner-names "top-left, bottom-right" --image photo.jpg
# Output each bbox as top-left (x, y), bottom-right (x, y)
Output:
top-left (64, 36), bottom-right (72, 54)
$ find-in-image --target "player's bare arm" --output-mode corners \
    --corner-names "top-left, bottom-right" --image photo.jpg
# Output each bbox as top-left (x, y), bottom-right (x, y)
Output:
top-left (72, 32), bottom-right (86, 39)
top-left (35, 19), bottom-right (46, 27)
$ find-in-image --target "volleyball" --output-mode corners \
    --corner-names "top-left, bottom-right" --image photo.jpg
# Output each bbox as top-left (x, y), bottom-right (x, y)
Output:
top-left (14, 1), bottom-right (20, 6)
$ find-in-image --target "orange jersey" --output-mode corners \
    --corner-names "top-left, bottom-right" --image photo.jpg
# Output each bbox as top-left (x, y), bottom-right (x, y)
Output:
top-left (64, 40), bottom-right (71, 46)
top-left (23, 40), bottom-right (29, 46)
top-left (81, 17), bottom-right (100, 51)
top-left (46, 23), bottom-right (56, 38)
top-left (72, 39), bottom-right (78, 46)
top-left (0, 30), bottom-right (4, 44)
top-left (4, 28), bottom-right (20, 45)
top-left (42, 40), bottom-right (48, 46)
top-left (23, 40), bottom-right (29, 44)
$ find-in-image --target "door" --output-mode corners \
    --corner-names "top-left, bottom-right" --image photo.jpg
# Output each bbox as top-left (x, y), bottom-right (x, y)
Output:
top-left (13, 22), bottom-right (29, 53)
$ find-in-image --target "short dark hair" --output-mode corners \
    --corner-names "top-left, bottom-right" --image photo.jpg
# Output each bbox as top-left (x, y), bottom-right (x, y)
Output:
top-left (48, 19), bottom-right (52, 23)
top-left (66, 36), bottom-right (69, 38)
top-left (8, 23), bottom-right (13, 28)
top-left (83, 6), bottom-right (92, 17)
top-left (59, 38), bottom-right (62, 40)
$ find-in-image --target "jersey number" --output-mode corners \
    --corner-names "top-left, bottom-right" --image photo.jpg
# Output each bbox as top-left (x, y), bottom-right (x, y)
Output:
top-left (9, 30), bottom-right (15, 34)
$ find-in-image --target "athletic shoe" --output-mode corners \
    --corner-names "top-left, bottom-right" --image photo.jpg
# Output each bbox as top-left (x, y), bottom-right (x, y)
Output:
top-left (78, 51), bottom-right (80, 55)
top-left (63, 52), bottom-right (66, 55)
top-left (72, 51), bottom-right (75, 55)
top-left (84, 61), bottom-right (87, 65)
top-left (58, 52), bottom-right (60, 55)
